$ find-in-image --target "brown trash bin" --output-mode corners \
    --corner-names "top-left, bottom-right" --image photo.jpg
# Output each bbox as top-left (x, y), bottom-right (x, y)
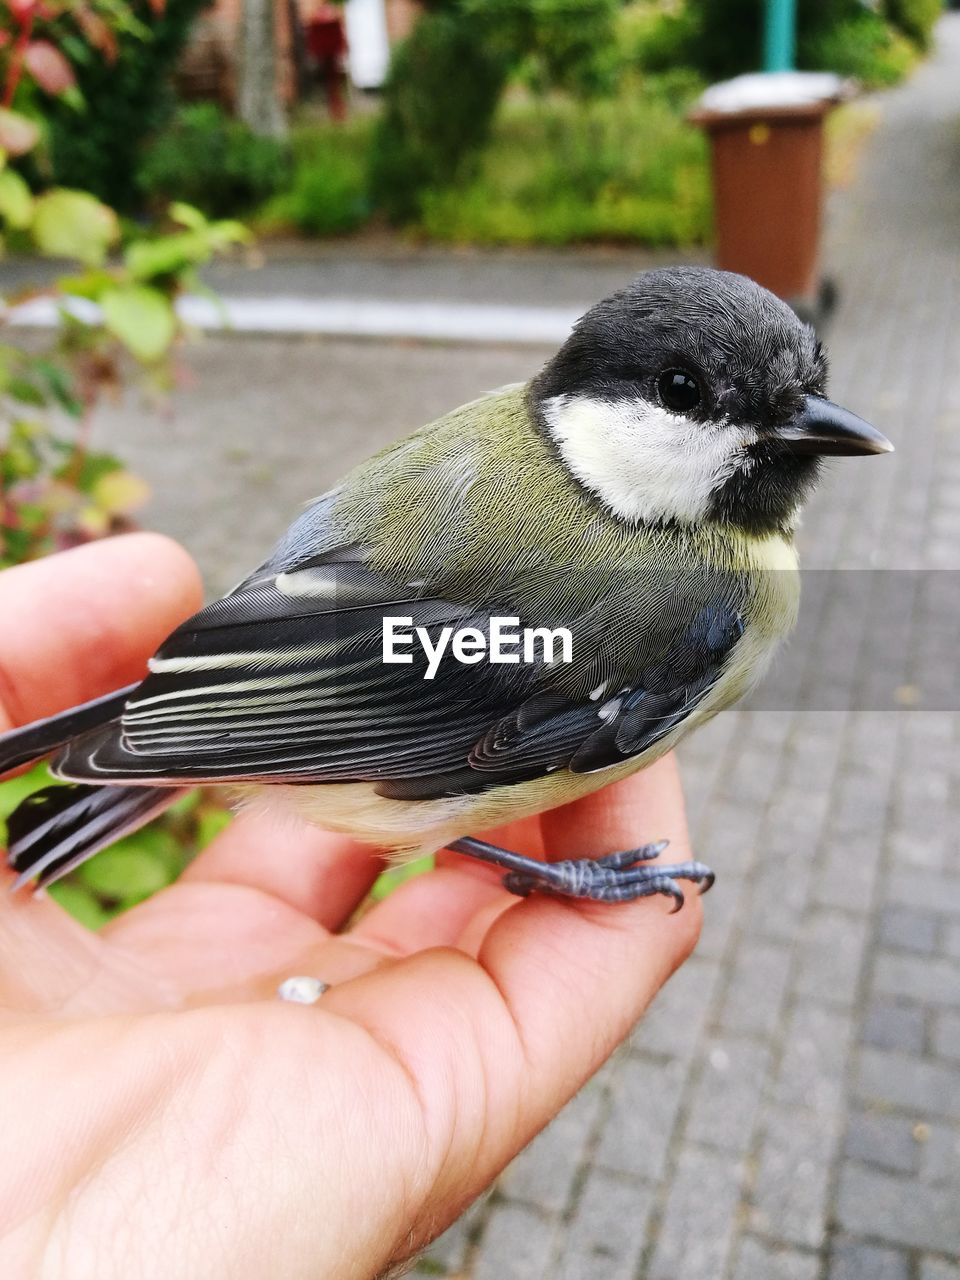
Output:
top-left (690, 77), bottom-right (849, 313)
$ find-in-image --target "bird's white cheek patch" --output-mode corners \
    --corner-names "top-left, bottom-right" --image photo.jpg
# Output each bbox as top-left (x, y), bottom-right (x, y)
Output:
top-left (542, 393), bottom-right (758, 525)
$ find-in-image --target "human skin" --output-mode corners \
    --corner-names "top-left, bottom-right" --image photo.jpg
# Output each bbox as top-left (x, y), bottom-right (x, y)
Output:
top-left (0, 533), bottom-right (701, 1280)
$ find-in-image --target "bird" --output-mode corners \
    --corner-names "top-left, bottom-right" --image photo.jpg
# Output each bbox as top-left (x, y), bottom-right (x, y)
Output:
top-left (0, 266), bottom-right (893, 910)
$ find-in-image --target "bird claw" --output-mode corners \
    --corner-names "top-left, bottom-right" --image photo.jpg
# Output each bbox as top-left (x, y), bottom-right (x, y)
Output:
top-left (448, 835), bottom-right (714, 908)
top-left (502, 847), bottom-right (714, 907)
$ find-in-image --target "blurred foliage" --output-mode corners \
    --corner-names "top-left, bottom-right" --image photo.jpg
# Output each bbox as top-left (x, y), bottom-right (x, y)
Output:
top-left (44, 0), bottom-right (210, 210)
top-left (254, 74), bottom-right (710, 247)
top-left (369, 9), bottom-right (512, 224)
top-left (363, 0), bottom-right (932, 234)
top-left (882, 0), bottom-right (943, 49)
top-left (420, 82), bottom-right (710, 246)
top-left (139, 102), bottom-right (292, 218)
top-left (370, 854), bottom-right (435, 903)
top-left (801, 8), bottom-right (918, 88)
top-left (627, 0), bottom-right (929, 88)
top-left (1, 192), bottom-right (249, 566)
top-left (618, 1), bottom-right (701, 75)
top-left (370, 0), bottom-right (621, 223)
top-left (257, 64), bottom-right (872, 249)
top-left (680, 0), bottom-right (855, 78)
top-left (260, 117), bottom-right (372, 235)
top-left (485, 0), bottom-right (624, 97)
top-left (0, 2), bottom-right (239, 927)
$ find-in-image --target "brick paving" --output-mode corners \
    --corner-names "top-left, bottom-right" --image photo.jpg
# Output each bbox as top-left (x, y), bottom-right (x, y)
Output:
top-left (417, 17), bottom-right (960, 1279)
top-left (73, 17), bottom-right (960, 1278)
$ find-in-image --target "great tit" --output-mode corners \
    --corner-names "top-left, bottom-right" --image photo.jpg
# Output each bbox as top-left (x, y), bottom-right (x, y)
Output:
top-left (0, 267), bottom-right (892, 909)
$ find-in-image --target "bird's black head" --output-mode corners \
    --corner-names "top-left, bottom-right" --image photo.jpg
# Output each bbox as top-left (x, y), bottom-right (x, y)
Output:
top-left (530, 266), bottom-right (891, 536)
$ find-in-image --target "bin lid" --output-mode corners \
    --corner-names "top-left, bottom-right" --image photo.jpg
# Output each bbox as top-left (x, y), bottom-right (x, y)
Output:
top-left (692, 71), bottom-right (853, 121)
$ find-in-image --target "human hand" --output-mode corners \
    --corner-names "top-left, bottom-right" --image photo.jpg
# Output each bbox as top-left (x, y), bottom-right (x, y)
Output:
top-left (0, 534), bottom-right (701, 1279)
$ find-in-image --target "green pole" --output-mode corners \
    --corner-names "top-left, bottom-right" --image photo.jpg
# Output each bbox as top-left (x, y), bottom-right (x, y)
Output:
top-left (763, 0), bottom-right (797, 71)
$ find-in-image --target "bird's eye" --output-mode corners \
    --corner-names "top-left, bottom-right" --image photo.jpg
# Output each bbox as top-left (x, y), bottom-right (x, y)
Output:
top-left (657, 368), bottom-right (702, 413)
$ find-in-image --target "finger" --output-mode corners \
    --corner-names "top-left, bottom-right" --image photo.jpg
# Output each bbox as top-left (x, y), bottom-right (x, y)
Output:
top-left (352, 752), bottom-right (690, 964)
top-left (162, 858), bottom-right (512, 1003)
top-left (100, 880), bottom-right (330, 998)
top-left (0, 534), bottom-right (203, 732)
top-left (348, 808), bottom-right (549, 955)
top-left (0, 868), bottom-right (173, 1016)
top-left (349, 860), bottom-right (512, 954)
top-left (111, 907), bottom-right (399, 1008)
top-left (320, 756), bottom-right (700, 1220)
top-left (482, 754), bottom-right (699, 1088)
top-left (540, 752), bottom-right (692, 864)
top-left (99, 806), bottom-right (387, 997)
top-left (179, 804), bottom-right (385, 929)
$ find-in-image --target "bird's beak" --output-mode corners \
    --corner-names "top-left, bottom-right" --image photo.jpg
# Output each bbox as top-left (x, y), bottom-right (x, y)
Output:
top-left (777, 395), bottom-right (894, 457)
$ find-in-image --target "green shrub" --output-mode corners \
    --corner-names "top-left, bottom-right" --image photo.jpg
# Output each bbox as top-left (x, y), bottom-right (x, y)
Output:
top-left (46, 0), bottom-right (209, 210)
top-left (883, 0), bottom-right (942, 49)
top-left (370, 0), bottom-right (623, 224)
top-left (801, 8), bottom-right (919, 87)
top-left (514, 0), bottom-right (622, 97)
top-left (619, 2), bottom-right (700, 74)
top-left (369, 9), bottom-right (510, 223)
top-left (259, 120), bottom-right (371, 236)
top-left (682, 0), bottom-right (919, 82)
top-left (418, 88), bottom-right (711, 247)
top-left (139, 104), bottom-right (290, 218)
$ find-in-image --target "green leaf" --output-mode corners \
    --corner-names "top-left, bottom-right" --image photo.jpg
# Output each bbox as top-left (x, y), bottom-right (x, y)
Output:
top-left (0, 342), bottom-right (21, 371)
top-left (31, 189), bottom-right (119, 265)
top-left (121, 826), bottom-right (182, 866)
top-left (0, 109), bottom-right (40, 157)
top-left (371, 854), bottom-right (434, 901)
top-left (32, 359), bottom-right (83, 417)
top-left (125, 230), bottom-right (209, 280)
top-left (7, 377), bottom-right (46, 407)
top-left (77, 840), bottom-right (177, 905)
top-left (196, 807), bottom-right (232, 849)
top-left (100, 284), bottom-right (176, 361)
top-left (0, 170), bottom-right (33, 229)
top-left (208, 219), bottom-right (253, 249)
top-left (167, 791), bottom-right (201, 818)
top-left (169, 201), bottom-right (208, 230)
top-left (52, 268), bottom-right (119, 301)
top-left (124, 220), bottom-right (249, 283)
top-left (59, 449), bottom-right (125, 495)
top-left (92, 468), bottom-right (151, 516)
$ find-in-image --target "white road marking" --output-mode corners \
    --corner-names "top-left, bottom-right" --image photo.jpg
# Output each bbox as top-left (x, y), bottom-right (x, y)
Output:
top-left (4, 294), bottom-right (580, 346)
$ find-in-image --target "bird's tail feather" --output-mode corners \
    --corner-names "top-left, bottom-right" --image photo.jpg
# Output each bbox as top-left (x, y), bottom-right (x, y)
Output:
top-left (0, 684), bottom-right (138, 774)
top-left (5, 783), bottom-right (183, 890)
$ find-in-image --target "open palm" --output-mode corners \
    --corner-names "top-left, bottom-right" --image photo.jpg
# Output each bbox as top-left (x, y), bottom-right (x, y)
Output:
top-left (0, 535), bottom-right (700, 1279)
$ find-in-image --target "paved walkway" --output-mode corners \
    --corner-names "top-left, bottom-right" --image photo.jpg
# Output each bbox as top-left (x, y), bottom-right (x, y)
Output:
top-left (72, 18), bottom-right (960, 1278)
top-left (418, 18), bottom-right (960, 1280)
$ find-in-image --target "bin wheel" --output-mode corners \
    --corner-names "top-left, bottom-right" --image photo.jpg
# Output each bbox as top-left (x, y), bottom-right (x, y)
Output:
top-left (819, 277), bottom-right (839, 316)
top-left (788, 297), bottom-right (820, 328)
top-left (789, 278), bottom-right (839, 331)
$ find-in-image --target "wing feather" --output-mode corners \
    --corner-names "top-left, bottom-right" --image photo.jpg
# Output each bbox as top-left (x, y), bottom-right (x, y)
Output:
top-left (53, 548), bottom-right (748, 797)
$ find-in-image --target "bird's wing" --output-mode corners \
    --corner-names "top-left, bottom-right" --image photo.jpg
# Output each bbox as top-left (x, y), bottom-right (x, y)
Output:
top-left (52, 547), bottom-right (747, 796)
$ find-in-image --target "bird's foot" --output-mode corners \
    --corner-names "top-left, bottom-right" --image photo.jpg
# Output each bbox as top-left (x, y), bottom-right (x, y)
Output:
top-left (447, 837), bottom-right (714, 910)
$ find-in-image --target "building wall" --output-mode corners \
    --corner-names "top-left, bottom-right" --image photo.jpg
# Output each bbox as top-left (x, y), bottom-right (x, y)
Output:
top-left (178, 0), bottom-right (419, 106)
top-left (178, 0), bottom-right (297, 107)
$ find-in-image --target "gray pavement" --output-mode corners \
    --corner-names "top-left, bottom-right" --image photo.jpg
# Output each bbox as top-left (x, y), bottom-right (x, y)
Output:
top-left (201, 242), bottom-right (702, 307)
top-left (85, 17), bottom-right (960, 1278)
